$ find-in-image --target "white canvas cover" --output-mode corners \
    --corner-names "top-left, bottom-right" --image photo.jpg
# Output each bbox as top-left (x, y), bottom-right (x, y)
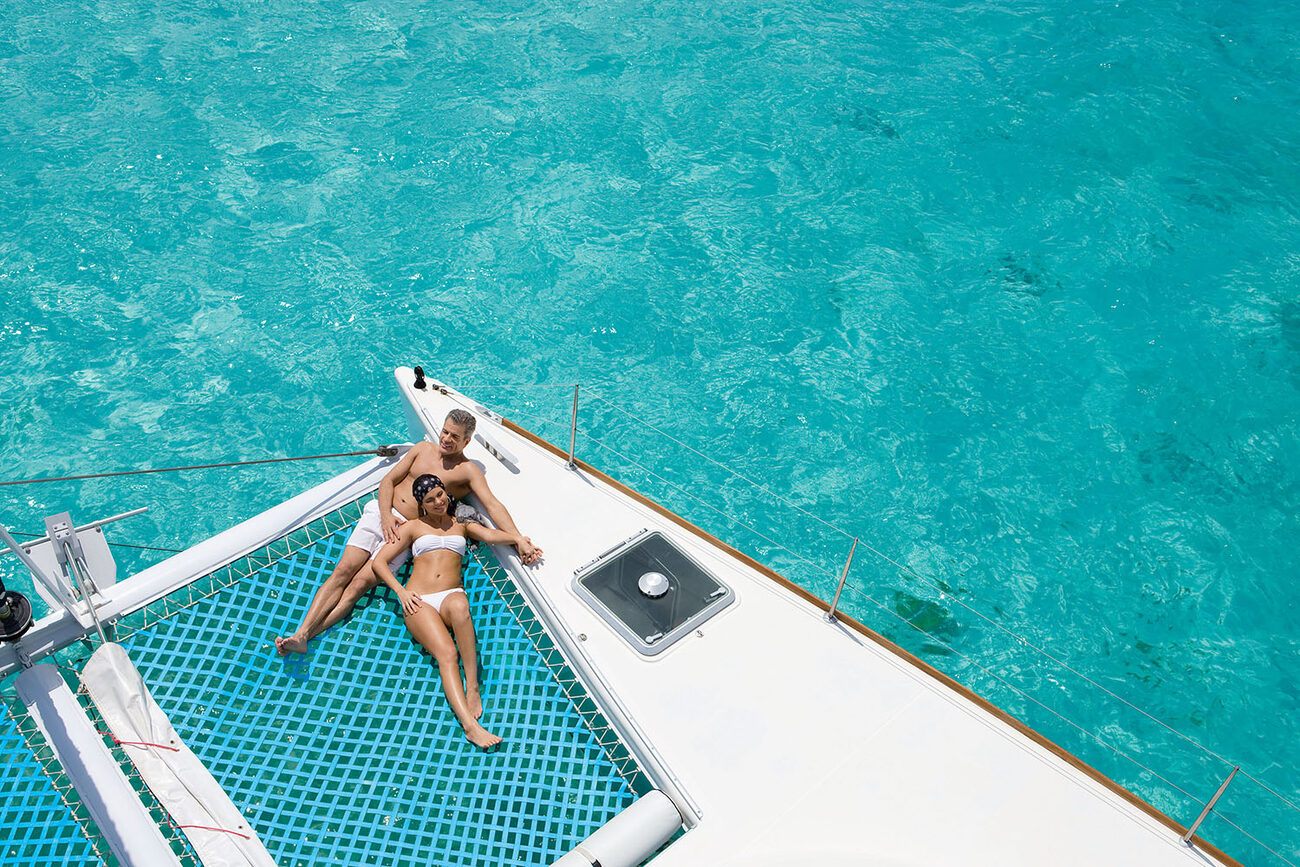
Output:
top-left (81, 642), bottom-right (277, 867)
top-left (15, 663), bottom-right (181, 867)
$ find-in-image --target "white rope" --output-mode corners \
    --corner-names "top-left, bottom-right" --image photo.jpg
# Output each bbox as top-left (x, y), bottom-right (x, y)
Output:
top-left (447, 382), bottom-right (580, 389)
top-left (0, 447), bottom-right (398, 488)
top-left (495, 404), bottom-right (573, 439)
top-left (451, 377), bottom-right (622, 393)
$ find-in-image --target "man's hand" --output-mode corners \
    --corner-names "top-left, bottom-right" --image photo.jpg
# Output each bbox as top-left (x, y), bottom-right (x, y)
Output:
top-left (515, 536), bottom-right (543, 566)
top-left (381, 515), bottom-right (400, 545)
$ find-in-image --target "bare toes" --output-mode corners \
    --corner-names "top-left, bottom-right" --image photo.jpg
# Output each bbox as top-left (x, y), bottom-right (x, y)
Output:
top-left (465, 726), bottom-right (502, 750)
top-left (277, 634), bottom-right (308, 655)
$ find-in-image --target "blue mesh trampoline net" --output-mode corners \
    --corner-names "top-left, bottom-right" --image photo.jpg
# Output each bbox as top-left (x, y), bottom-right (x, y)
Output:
top-left (1, 495), bottom-right (648, 866)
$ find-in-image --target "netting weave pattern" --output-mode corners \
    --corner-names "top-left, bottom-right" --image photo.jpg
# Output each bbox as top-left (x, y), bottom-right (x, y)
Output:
top-left (0, 696), bottom-right (98, 866)
top-left (3, 498), bottom-right (641, 866)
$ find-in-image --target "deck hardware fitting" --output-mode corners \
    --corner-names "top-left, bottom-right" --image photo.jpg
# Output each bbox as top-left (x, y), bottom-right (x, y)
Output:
top-left (575, 528), bottom-right (651, 577)
top-left (567, 383), bottom-right (580, 468)
top-left (0, 579), bottom-right (34, 645)
top-left (1181, 766), bottom-right (1238, 846)
top-left (823, 537), bottom-right (859, 623)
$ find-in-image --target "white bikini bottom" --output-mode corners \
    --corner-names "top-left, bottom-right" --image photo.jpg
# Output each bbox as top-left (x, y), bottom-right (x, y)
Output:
top-left (419, 587), bottom-right (466, 614)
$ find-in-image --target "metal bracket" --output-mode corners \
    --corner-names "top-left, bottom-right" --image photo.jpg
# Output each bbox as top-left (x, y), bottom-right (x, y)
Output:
top-left (574, 528), bottom-right (652, 578)
top-left (471, 403), bottom-right (503, 423)
top-left (0, 508), bottom-right (142, 646)
top-left (47, 513), bottom-right (99, 595)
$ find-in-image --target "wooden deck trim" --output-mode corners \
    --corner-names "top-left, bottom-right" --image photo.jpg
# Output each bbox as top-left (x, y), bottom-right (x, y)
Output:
top-left (501, 416), bottom-right (1241, 867)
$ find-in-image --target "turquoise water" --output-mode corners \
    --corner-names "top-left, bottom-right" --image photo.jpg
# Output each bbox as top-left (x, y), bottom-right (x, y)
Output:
top-left (1, 0), bottom-right (1297, 861)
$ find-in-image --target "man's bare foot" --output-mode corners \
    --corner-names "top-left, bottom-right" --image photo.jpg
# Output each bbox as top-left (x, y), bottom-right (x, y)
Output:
top-left (467, 688), bottom-right (484, 720)
top-left (463, 723), bottom-right (502, 750)
top-left (275, 633), bottom-right (308, 656)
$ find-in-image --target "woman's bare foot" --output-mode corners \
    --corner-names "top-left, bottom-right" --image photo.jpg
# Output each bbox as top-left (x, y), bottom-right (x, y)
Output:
top-left (463, 723), bottom-right (502, 750)
top-left (274, 632), bottom-right (308, 656)
top-left (466, 687), bottom-right (484, 720)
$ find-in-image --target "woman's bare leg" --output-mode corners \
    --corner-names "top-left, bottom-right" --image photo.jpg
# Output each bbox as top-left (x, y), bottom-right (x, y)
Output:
top-left (439, 593), bottom-right (483, 719)
top-left (405, 604), bottom-right (502, 749)
top-left (275, 546), bottom-right (371, 654)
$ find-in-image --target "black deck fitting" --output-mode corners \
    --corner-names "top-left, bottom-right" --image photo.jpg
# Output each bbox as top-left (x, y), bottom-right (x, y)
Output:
top-left (0, 586), bottom-right (33, 644)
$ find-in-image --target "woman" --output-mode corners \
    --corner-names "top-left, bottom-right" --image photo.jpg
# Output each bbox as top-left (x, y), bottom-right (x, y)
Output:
top-left (372, 473), bottom-right (524, 748)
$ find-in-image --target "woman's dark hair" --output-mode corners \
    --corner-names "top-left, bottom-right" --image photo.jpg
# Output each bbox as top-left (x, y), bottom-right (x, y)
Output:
top-left (412, 474), bottom-right (445, 515)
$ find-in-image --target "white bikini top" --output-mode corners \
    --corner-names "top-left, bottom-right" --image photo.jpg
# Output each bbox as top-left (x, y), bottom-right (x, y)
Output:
top-left (411, 533), bottom-right (468, 558)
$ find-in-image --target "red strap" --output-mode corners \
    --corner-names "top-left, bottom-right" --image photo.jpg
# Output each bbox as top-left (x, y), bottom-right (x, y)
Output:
top-left (99, 730), bottom-right (180, 752)
top-left (114, 738), bottom-right (181, 752)
top-left (96, 730), bottom-right (250, 841)
top-left (177, 824), bottom-right (251, 841)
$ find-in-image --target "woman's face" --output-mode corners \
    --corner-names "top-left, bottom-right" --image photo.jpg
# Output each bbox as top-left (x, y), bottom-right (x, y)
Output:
top-left (421, 485), bottom-right (449, 516)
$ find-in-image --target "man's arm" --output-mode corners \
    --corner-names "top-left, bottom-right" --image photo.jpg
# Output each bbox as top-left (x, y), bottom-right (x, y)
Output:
top-left (464, 463), bottom-right (519, 535)
top-left (464, 521), bottom-right (526, 548)
top-left (378, 443), bottom-right (426, 543)
top-left (465, 464), bottom-right (543, 564)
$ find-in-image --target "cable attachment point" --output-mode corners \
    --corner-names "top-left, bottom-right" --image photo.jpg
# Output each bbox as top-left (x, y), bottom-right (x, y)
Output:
top-left (376, 445), bottom-right (400, 458)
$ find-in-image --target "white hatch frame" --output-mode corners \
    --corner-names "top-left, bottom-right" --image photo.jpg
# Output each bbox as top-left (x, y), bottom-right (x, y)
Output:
top-left (572, 529), bottom-right (737, 656)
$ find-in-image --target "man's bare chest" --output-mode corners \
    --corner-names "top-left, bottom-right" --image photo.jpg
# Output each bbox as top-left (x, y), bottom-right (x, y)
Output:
top-left (409, 458), bottom-right (471, 497)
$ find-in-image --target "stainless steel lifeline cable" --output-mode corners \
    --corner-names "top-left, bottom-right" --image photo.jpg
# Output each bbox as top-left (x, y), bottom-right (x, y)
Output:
top-left (577, 392), bottom-right (1292, 792)
top-left (0, 446), bottom-right (402, 556)
top-left (6, 530), bottom-right (183, 555)
top-left (0, 446), bottom-right (401, 488)
top-left (496, 382), bottom-right (1300, 840)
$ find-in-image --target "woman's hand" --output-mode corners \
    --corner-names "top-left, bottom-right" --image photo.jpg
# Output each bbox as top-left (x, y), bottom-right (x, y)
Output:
top-left (398, 589), bottom-right (424, 616)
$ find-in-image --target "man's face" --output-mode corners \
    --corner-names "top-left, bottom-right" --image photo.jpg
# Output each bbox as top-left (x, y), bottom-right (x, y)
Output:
top-left (438, 420), bottom-right (470, 455)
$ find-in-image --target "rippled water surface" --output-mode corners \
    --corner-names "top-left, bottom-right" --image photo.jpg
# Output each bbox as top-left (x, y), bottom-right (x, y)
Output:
top-left (2, 0), bottom-right (1298, 861)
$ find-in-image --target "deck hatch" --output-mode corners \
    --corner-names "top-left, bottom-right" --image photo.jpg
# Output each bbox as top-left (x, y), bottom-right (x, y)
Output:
top-left (574, 530), bottom-right (734, 655)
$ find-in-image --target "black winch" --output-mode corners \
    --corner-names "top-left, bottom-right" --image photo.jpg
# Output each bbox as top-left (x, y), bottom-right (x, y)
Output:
top-left (0, 578), bottom-right (33, 643)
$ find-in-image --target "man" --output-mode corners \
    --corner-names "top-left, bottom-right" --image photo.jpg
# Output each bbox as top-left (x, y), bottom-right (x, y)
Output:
top-left (275, 409), bottom-right (541, 654)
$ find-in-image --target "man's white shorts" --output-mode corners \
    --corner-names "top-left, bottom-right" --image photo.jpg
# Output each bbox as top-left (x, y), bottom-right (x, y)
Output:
top-left (346, 500), bottom-right (412, 570)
